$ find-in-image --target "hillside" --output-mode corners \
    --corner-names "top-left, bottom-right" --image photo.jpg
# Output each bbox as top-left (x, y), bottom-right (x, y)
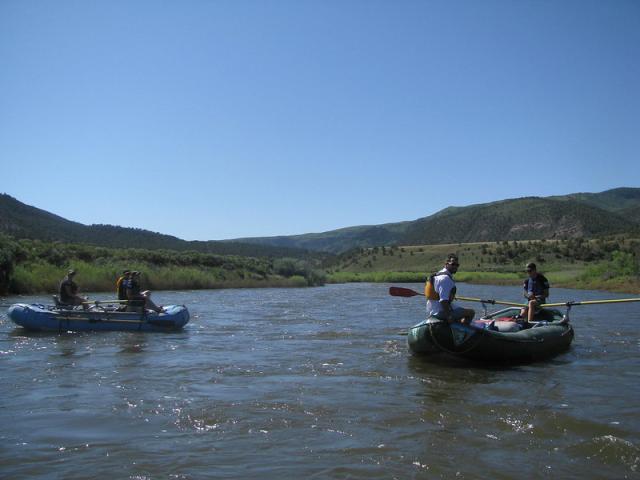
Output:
top-left (229, 222), bottom-right (411, 254)
top-left (550, 187), bottom-right (640, 212)
top-left (0, 194), bottom-right (316, 259)
top-left (400, 197), bottom-right (634, 245)
top-left (3, 188), bottom-right (639, 257)
top-left (229, 188), bottom-right (640, 253)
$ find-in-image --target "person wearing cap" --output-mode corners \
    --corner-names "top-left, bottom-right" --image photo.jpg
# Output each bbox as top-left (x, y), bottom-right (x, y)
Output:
top-left (58, 269), bottom-right (88, 309)
top-left (426, 254), bottom-right (475, 325)
top-left (521, 262), bottom-right (550, 323)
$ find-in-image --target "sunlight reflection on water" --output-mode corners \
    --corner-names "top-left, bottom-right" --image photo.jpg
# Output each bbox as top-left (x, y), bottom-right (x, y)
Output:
top-left (1, 283), bottom-right (639, 478)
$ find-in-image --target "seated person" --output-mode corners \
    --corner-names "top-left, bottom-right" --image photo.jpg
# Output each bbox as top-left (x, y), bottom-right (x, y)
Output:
top-left (125, 271), bottom-right (163, 313)
top-left (426, 254), bottom-right (475, 325)
top-left (116, 270), bottom-right (131, 301)
top-left (115, 270), bottom-right (131, 311)
top-left (59, 269), bottom-right (88, 310)
top-left (520, 262), bottom-right (549, 323)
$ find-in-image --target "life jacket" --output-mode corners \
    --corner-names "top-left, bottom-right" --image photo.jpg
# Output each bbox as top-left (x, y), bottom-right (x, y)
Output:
top-left (116, 276), bottom-right (127, 300)
top-left (424, 269), bottom-right (456, 301)
top-left (59, 278), bottom-right (78, 304)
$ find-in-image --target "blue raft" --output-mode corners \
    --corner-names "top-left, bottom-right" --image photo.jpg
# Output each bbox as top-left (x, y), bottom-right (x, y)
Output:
top-left (7, 303), bottom-right (190, 332)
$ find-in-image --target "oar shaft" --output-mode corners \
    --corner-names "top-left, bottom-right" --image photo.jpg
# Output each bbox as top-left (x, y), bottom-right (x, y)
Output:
top-left (541, 298), bottom-right (640, 307)
top-left (82, 300), bottom-right (129, 304)
top-left (456, 296), bottom-right (526, 307)
top-left (389, 286), bottom-right (640, 309)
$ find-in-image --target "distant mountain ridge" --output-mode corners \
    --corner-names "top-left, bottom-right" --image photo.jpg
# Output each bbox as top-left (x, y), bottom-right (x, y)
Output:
top-left (1, 188), bottom-right (639, 255)
top-left (0, 193), bottom-right (314, 259)
top-left (229, 188), bottom-right (640, 252)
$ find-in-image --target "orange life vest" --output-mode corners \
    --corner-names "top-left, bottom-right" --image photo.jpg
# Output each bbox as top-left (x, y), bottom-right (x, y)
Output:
top-left (424, 270), bottom-right (456, 301)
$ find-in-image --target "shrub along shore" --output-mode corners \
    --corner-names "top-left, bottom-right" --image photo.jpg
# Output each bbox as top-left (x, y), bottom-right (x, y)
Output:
top-left (325, 238), bottom-right (640, 295)
top-left (326, 270), bottom-right (640, 294)
top-left (0, 236), bottom-right (326, 295)
top-left (2, 235), bottom-right (639, 296)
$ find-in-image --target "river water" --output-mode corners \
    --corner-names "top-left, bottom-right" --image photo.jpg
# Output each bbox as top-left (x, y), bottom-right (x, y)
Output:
top-left (1, 283), bottom-right (638, 479)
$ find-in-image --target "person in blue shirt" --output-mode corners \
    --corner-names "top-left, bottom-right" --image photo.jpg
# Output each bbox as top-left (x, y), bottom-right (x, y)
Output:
top-left (521, 262), bottom-right (549, 323)
top-left (125, 271), bottom-right (163, 313)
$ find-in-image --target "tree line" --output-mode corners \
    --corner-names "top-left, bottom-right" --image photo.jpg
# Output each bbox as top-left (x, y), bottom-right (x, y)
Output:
top-left (0, 234), bottom-right (326, 295)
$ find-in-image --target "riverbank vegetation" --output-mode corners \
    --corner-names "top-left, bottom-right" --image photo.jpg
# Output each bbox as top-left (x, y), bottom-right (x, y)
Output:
top-left (325, 237), bottom-right (640, 294)
top-left (0, 235), bottom-right (326, 295)
top-left (2, 233), bottom-right (639, 296)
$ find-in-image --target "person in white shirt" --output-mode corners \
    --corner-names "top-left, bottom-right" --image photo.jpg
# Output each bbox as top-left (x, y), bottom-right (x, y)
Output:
top-left (426, 254), bottom-right (475, 325)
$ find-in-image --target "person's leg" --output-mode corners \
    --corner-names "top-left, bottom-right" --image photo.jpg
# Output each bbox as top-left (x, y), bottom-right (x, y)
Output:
top-left (462, 308), bottom-right (475, 324)
top-left (451, 306), bottom-right (475, 325)
top-left (73, 296), bottom-right (88, 310)
top-left (143, 294), bottom-right (162, 313)
top-left (527, 299), bottom-right (539, 322)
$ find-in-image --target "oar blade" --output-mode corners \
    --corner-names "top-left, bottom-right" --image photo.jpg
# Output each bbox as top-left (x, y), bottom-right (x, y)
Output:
top-left (389, 287), bottom-right (422, 297)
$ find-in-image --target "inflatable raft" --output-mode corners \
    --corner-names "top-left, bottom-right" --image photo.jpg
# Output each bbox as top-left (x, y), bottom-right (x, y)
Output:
top-left (7, 303), bottom-right (190, 332)
top-left (407, 307), bottom-right (574, 361)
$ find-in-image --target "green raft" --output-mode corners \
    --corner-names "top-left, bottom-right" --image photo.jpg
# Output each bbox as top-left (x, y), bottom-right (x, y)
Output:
top-left (407, 307), bottom-right (574, 362)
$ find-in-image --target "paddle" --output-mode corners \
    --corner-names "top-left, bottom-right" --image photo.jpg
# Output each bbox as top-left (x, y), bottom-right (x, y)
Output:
top-left (388, 286), bottom-right (640, 308)
top-left (388, 286), bottom-right (422, 297)
top-left (388, 287), bottom-right (525, 307)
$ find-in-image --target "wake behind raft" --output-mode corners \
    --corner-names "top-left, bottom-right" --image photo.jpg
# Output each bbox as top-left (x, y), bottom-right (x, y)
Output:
top-left (7, 301), bottom-right (190, 333)
top-left (390, 287), bottom-right (640, 362)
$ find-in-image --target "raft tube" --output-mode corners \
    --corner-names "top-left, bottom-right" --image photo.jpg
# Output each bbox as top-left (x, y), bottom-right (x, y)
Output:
top-left (407, 307), bottom-right (574, 362)
top-left (7, 303), bottom-right (190, 333)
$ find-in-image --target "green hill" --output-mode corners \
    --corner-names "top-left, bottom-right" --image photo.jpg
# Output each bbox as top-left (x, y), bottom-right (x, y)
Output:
top-left (550, 187), bottom-right (640, 213)
top-left (3, 188), bottom-right (639, 256)
top-left (228, 188), bottom-right (640, 253)
top-left (0, 194), bottom-right (316, 259)
top-left (229, 222), bottom-right (411, 254)
top-left (400, 197), bottom-right (635, 245)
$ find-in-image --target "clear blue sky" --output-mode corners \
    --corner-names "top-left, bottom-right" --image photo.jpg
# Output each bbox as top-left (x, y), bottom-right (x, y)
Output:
top-left (1, 0), bottom-right (639, 240)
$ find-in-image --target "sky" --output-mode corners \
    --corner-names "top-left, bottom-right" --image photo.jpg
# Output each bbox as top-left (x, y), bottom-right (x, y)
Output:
top-left (1, 0), bottom-right (639, 241)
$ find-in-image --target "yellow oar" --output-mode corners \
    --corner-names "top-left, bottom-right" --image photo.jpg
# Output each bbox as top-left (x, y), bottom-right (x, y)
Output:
top-left (388, 287), bottom-right (640, 309)
top-left (82, 299), bottom-right (129, 304)
top-left (541, 298), bottom-right (640, 307)
top-left (389, 288), bottom-right (527, 307)
top-left (456, 296), bottom-right (526, 307)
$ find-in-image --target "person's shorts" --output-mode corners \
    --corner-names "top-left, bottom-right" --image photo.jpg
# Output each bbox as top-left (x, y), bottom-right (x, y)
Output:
top-left (433, 306), bottom-right (467, 321)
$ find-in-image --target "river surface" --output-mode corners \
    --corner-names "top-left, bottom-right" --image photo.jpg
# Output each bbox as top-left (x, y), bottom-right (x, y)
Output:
top-left (1, 283), bottom-right (639, 479)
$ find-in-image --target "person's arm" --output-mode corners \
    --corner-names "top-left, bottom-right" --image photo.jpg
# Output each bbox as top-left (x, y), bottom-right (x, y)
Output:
top-left (437, 277), bottom-right (454, 320)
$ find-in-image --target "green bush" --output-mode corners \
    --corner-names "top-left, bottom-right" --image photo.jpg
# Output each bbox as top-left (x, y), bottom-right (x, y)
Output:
top-left (1, 235), bottom-right (326, 294)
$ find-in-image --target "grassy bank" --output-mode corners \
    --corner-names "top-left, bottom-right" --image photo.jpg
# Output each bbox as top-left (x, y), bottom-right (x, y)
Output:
top-left (326, 238), bottom-right (640, 294)
top-left (327, 269), bottom-right (640, 294)
top-left (11, 261), bottom-right (312, 295)
top-left (0, 236), bottom-right (326, 295)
